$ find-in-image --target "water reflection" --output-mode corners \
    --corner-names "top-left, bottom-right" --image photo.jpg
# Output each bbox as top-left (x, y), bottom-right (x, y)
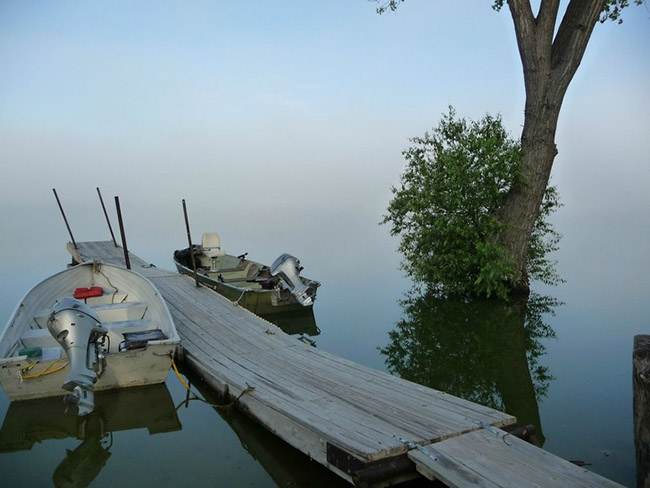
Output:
top-left (178, 367), bottom-right (348, 488)
top-left (261, 306), bottom-right (321, 338)
top-left (381, 291), bottom-right (560, 446)
top-left (0, 384), bottom-right (181, 487)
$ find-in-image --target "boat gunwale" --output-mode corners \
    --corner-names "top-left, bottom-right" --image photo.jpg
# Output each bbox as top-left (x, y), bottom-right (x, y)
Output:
top-left (172, 252), bottom-right (320, 304)
top-left (0, 261), bottom-right (180, 361)
top-left (173, 250), bottom-right (319, 289)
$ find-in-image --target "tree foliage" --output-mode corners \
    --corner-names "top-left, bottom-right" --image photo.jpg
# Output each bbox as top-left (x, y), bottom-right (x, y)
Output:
top-left (376, 0), bottom-right (643, 295)
top-left (377, 0), bottom-right (644, 21)
top-left (494, 0), bottom-right (644, 23)
top-left (383, 108), bottom-right (561, 299)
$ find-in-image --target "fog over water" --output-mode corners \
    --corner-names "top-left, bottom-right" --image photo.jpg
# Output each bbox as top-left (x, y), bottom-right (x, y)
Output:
top-left (0, 2), bottom-right (649, 486)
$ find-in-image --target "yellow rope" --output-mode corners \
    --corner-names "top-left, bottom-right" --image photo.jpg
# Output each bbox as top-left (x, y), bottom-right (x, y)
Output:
top-left (22, 359), bottom-right (69, 379)
top-left (170, 355), bottom-right (256, 413)
top-left (171, 357), bottom-right (190, 390)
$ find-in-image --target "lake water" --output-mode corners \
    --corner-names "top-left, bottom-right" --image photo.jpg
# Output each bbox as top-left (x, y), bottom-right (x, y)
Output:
top-left (0, 230), bottom-right (645, 487)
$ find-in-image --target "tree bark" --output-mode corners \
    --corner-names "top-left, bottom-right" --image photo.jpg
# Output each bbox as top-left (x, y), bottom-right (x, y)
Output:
top-left (497, 0), bottom-right (606, 294)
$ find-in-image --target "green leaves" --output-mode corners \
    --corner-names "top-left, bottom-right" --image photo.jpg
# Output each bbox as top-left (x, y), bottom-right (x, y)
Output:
top-left (600, 0), bottom-right (645, 23)
top-left (383, 107), bottom-right (561, 299)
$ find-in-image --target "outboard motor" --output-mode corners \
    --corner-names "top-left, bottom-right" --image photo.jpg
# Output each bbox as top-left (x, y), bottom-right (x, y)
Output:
top-left (47, 298), bottom-right (108, 416)
top-left (270, 254), bottom-right (313, 306)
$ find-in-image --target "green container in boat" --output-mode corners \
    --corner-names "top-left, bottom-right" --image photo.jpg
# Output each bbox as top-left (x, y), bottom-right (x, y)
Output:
top-left (18, 347), bottom-right (42, 358)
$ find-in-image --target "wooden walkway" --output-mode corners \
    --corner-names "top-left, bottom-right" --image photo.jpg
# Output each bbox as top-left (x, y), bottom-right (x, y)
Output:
top-left (69, 241), bottom-right (623, 488)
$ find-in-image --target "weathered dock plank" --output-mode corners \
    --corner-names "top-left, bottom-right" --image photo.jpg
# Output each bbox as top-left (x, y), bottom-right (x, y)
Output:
top-left (409, 428), bottom-right (623, 488)
top-left (68, 241), bottom-right (624, 487)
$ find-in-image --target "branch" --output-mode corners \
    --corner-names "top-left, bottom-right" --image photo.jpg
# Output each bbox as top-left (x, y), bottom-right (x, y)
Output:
top-left (374, 0), bottom-right (404, 14)
top-left (506, 0), bottom-right (542, 75)
top-left (550, 0), bottom-right (606, 96)
top-left (538, 0), bottom-right (562, 44)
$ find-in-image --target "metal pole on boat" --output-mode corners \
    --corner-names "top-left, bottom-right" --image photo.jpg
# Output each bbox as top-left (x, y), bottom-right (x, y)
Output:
top-left (114, 195), bottom-right (131, 270)
top-left (52, 188), bottom-right (78, 250)
top-left (182, 199), bottom-right (200, 287)
top-left (97, 187), bottom-right (118, 247)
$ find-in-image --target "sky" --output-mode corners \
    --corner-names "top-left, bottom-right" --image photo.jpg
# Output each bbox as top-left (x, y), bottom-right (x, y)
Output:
top-left (0, 5), bottom-right (647, 484)
top-left (0, 0), bottom-right (649, 313)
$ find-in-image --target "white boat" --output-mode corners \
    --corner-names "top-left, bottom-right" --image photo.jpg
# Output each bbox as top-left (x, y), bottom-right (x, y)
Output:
top-left (0, 261), bottom-right (179, 415)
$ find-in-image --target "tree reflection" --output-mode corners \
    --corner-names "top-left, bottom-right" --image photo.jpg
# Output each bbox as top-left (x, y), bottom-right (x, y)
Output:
top-left (381, 291), bottom-right (559, 445)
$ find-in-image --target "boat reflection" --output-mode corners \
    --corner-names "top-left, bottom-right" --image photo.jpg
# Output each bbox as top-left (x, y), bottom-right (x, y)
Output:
top-left (260, 306), bottom-right (321, 338)
top-left (0, 384), bottom-right (181, 487)
top-left (381, 291), bottom-right (560, 446)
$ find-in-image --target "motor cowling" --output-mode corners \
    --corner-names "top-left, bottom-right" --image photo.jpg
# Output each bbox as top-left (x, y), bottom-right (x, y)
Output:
top-left (270, 254), bottom-right (313, 306)
top-left (47, 297), bottom-right (108, 416)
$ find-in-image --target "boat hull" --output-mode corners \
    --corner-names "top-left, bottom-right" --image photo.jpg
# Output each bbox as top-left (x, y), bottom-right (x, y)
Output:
top-left (173, 260), bottom-right (319, 315)
top-left (0, 262), bottom-right (179, 404)
top-left (0, 342), bottom-right (175, 401)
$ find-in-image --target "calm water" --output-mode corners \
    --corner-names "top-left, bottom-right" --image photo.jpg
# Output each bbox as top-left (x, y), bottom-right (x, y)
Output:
top-left (0, 243), bottom-right (644, 487)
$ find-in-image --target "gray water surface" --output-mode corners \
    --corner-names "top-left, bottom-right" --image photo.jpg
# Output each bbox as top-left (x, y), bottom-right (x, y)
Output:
top-left (0, 245), bottom-right (644, 487)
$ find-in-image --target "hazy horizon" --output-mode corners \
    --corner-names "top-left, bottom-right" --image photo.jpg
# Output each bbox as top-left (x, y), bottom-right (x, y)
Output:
top-left (1, 1), bottom-right (648, 316)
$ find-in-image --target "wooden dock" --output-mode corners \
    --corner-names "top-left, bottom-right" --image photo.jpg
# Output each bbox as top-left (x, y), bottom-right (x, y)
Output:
top-left (69, 241), bottom-right (624, 487)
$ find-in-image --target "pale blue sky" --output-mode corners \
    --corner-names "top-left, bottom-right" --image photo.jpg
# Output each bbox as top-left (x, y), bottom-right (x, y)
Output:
top-left (0, 1), bottom-right (648, 309)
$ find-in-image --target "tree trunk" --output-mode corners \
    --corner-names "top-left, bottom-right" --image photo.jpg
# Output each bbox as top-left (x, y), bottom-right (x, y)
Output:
top-left (497, 0), bottom-right (606, 294)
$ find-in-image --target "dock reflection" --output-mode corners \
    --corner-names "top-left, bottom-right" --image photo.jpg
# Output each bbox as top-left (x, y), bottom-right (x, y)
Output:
top-left (0, 384), bottom-right (181, 487)
top-left (178, 367), bottom-right (348, 488)
top-left (381, 291), bottom-right (560, 446)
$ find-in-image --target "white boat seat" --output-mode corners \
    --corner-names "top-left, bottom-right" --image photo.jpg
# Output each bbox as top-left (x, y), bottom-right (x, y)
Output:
top-left (246, 264), bottom-right (261, 278)
top-left (21, 328), bottom-right (59, 350)
top-left (83, 292), bottom-right (128, 306)
top-left (202, 232), bottom-right (226, 258)
top-left (33, 301), bottom-right (146, 329)
top-left (24, 318), bottom-right (158, 355)
top-left (92, 302), bottom-right (147, 323)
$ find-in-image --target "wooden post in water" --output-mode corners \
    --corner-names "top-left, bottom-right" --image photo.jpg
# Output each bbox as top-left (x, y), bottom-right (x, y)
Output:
top-left (52, 188), bottom-right (78, 250)
top-left (114, 196), bottom-right (131, 270)
top-left (97, 187), bottom-right (117, 247)
top-left (182, 199), bottom-right (200, 287)
top-left (634, 335), bottom-right (650, 488)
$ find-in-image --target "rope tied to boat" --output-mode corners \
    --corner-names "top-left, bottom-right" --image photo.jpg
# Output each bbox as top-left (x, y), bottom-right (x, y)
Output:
top-left (235, 384), bottom-right (256, 401)
top-left (171, 357), bottom-right (190, 390)
top-left (20, 359), bottom-right (70, 380)
top-left (233, 289), bottom-right (250, 306)
top-left (91, 261), bottom-right (120, 303)
top-left (171, 356), bottom-right (256, 411)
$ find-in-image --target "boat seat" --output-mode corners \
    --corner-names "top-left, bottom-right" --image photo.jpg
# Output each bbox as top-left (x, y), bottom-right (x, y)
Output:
top-left (103, 319), bottom-right (157, 353)
top-left (33, 301), bottom-right (146, 329)
top-left (92, 302), bottom-right (147, 323)
top-left (22, 319), bottom-right (157, 355)
top-left (21, 328), bottom-right (59, 350)
top-left (202, 232), bottom-right (226, 258)
top-left (121, 329), bottom-right (168, 351)
top-left (83, 292), bottom-right (128, 306)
